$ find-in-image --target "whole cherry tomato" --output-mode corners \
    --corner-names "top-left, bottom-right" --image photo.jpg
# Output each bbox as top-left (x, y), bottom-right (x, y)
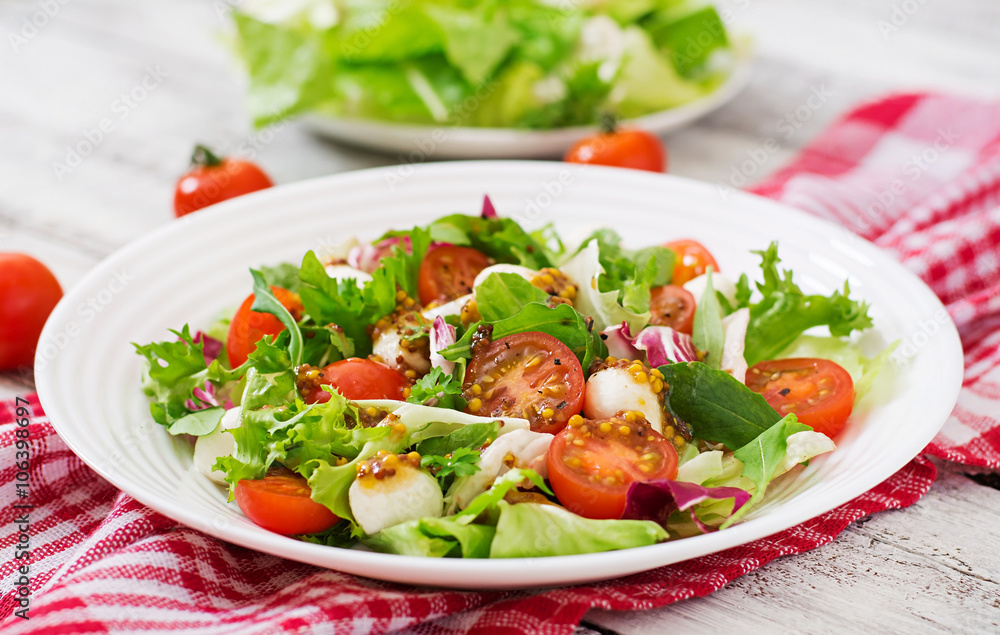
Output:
top-left (173, 145), bottom-right (273, 217)
top-left (564, 119), bottom-right (666, 173)
top-left (0, 253), bottom-right (64, 369)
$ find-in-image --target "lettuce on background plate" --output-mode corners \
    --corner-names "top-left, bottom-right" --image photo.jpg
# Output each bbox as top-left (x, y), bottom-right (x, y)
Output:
top-left (230, 0), bottom-right (734, 128)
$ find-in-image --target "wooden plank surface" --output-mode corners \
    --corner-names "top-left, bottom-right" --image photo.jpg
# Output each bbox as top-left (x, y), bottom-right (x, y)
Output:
top-left (1, 0), bottom-right (998, 632)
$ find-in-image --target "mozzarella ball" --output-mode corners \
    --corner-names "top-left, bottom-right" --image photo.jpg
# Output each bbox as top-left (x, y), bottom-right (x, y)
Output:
top-left (323, 264), bottom-right (373, 287)
top-left (683, 272), bottom-right (737, 306)
top-left (349, 455), bottom-right (443, 535)
top-left (193, 407), bottom-right (241, 485)
top-left (583, 367), bottom-right (666, 434)
top-left (371, 311), bottom-right (430, 375)
top-left (451, 429), bottom-right (553, 510)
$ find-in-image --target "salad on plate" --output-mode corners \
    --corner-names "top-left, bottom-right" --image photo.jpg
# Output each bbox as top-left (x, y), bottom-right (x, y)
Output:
top-left (230, 0), bottom-right (736, 129)
top-left (134, 198), bottom-right (889, 558)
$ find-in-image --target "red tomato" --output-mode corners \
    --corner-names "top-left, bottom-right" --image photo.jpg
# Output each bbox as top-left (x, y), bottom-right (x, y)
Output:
top-left (648, 285), bottom-right (696, 334)
top-left (564, 128), bottom-right (666, 172)
top-left (417, 245), bottom-right (492, 306)
top-left (664, 239), bottom-right (719, 286)
top-left (0, 254), bottom-right (63, 370)
top-left (745, 358), bottom-right (855, 437)
top-left (235, 466), bottom-right (339, 535)
top-left (226, 287), bottom-right (303, 369)
top-left (547, 414), bottom-right (678, 519)
top-left (303, 358), bottom-right (410, 404)
top-left (463, 331), bottom-right (584, 434)
top-left (174, 145), bottom-right (273, 217)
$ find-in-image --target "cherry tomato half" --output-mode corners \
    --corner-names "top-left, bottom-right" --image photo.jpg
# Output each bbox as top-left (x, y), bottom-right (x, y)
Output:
top-left (564, 128), bottom-right (666, 173)
top-left (648, 285), bottom-right (696, 334)
top-left (235, 466), bottom-right (339, 535)
top-left (463, 331), bottom-right (584, 434)
top-left (664, 239), bottom-right (719, 286)
top-left (417, 245), bottom-right (492, 306)
top-left (0, 253), bottom-right (63, 370)
top-left (174, 145), bottom-right (273, 217)
top-left (302, 358), bottom-right (410, 404)
top-left (745, 358), bottom-right (855, 437)
top-left (226, 286), bottom-right (303, 369)
top-left (547, 414), bottom-right (678, 519)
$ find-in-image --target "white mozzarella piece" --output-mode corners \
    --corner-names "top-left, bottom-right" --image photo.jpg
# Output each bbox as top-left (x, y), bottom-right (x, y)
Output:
top-left (323, 264), bottom-right (373, 288)
top-left (583, 368), bottom-right (665, 434)
top-left (774, 432), bottom-right (836, 478)
top-left (472, 264), bottom-right (538, 288)
top-left (192, 407), bottom-right (242, 485)
top-left (372, 328), bottom-right (430, 374)
top-left (451, 429), bottom-right (554, 510)
top-left (683, 272), bottom-right (738, 306)
top-left (349, 464), bottom-right (444, 535)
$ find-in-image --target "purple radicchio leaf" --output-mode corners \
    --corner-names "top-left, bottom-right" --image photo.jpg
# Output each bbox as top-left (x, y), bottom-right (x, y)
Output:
top-left (481, 194), bottom-right (498, 219)
top-left (622, 479), bottom-right (752, 534)
top-left (632, 326), bottom-right (700, 367)
top-left (601, 322), bottom-right (642, 360)
top-left (429, 316), bottom-right (457, 374)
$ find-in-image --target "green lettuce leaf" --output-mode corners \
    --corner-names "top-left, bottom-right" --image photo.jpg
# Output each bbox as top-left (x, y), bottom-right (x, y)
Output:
top-left (560, 239), bottom-right (651, 333)
top-left (250, 269), bottom-right (303, 366)
top-left (738, 243), bottom-right (874, 366)
top-left (722, 414), bottom-right (812, 528)
top-left (490, 502), bottom-right (667, 557)
top-left (475, 272), bottom-right (549, 322)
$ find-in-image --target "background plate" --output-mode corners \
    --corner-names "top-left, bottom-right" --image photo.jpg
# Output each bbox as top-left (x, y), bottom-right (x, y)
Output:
top-left (35, 161), bottom-right (962, 589)
top-left (301, 56), bottom-right (752, 159)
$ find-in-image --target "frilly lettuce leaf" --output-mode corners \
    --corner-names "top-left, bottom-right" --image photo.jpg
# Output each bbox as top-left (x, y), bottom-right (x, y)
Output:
top-left (561, 239), bottom-right (650, 333)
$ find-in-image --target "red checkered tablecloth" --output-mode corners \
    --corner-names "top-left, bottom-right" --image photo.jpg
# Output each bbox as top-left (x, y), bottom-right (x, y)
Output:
top-left (2, 92), bottom-right (998, 633)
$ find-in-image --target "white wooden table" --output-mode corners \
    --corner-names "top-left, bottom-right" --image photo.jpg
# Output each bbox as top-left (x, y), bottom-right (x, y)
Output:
top-left (2, 0), bottom-right (999, 632)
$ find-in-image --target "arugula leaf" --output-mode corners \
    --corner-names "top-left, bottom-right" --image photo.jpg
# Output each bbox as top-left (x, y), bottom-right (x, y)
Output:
top-left (166, 407), bottom-right (225, 437)
top-left (475, 272), bottom-right (549, 322)
top-left (738, 243), bottom-right (873, 366)
top-left (258, 262), bottom-right (302, 293)
top-left (421, 447), bottom-right (482, 485)
top-left (722, 414), bottom-right (812, 528)
top-left (659, 361), bottom-right (782, 448)
top-left (441, 302), bottom-right (607, 370)
top-left (250, 269), bottom-right (303, 366)
top-left (692, 268), bottom-right (724, 369)
top-left (420, 214), bottom-right (553, 269)
top-left (407, 367), bottom-right (467, 410)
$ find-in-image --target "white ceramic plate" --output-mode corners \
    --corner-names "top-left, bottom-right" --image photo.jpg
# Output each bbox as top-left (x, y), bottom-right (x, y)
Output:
top-left (35, 161), bottom-right (962, 590)
top-left (301, 56), bottom-right (752, 159)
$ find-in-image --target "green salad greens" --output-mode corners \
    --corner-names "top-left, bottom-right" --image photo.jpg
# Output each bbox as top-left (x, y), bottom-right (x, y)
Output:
top-left (229, 0), bottom-right (734, 127)
top-left (135, 201), bottom-right (885, 559)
